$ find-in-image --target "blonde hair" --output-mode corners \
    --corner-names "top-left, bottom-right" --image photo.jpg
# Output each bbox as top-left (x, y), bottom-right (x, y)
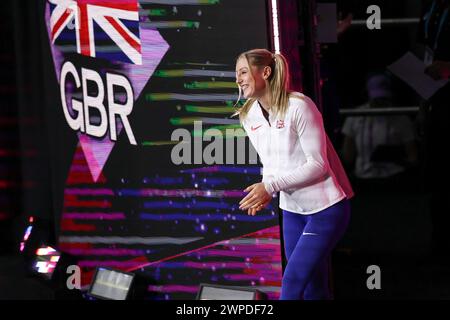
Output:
top-left (232, 49), bottom-right (292, 122)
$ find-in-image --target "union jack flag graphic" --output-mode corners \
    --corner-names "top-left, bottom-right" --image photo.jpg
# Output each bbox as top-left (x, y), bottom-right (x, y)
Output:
top-left (49, 0), bottom-right (142, 65)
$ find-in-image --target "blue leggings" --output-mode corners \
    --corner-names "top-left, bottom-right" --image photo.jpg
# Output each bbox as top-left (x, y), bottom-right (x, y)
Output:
top-left (280, 199), bottom-right (350, 300)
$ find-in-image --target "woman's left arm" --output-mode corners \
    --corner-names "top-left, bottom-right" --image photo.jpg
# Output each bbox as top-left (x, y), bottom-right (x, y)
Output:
top-left (264, 98), bottom-right (329, 194)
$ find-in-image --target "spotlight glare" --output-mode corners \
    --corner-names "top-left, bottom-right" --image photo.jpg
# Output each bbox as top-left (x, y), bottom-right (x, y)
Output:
top-left (271, 0), bottom-right (281, 54)
top-left (32, 246), bottom-right (61, 280)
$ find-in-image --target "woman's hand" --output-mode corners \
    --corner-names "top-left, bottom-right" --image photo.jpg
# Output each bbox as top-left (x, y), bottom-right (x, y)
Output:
top-left (247, 198), bottom-right (272, 216)
top-left (239, 182), bottom-right (272, 214)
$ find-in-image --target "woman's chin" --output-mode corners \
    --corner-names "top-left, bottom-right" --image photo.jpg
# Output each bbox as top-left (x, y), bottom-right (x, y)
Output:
top-left (243, 92), bottom-right (253, 99)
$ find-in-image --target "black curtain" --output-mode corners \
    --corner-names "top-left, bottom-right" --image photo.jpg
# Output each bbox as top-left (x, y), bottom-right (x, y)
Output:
top-left (8, 0), bottom-right (71, 250)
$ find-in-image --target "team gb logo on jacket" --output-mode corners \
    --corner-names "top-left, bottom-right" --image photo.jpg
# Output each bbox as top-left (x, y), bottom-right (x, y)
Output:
top-left (276, 120), bottom-right (285, 129)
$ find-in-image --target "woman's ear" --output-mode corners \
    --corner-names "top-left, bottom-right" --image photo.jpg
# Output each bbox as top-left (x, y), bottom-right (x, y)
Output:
top-left (263, 66), bottom-right (272, 80)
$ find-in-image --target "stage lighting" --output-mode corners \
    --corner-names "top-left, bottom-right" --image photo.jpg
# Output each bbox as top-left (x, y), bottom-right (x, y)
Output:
top-left (32, 246), bottom-right (61, 280)
top-left (197, 283), bottom-right (267, 300)
top-left (88, 267), bottom-right (135, 300)
top-left (19, 216), bottom-right (34, 252)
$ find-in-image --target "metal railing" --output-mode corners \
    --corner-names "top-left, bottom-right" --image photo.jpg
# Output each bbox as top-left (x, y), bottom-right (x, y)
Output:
top-left (339, 106), bottom-right (419, 116)
top-left (350, 18), bottom-right (421, 26)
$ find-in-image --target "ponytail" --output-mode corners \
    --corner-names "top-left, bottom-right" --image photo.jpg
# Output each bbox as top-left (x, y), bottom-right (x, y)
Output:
top-left (269, 53), bottom-right (291, 119)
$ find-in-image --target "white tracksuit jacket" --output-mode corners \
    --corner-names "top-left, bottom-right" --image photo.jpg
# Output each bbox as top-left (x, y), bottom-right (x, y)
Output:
top-left (242, 92), bottom-right (354, 215)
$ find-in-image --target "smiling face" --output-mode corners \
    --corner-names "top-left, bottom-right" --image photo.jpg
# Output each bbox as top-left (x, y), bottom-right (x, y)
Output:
top-left (235, 56), bottom-right (270, 99)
